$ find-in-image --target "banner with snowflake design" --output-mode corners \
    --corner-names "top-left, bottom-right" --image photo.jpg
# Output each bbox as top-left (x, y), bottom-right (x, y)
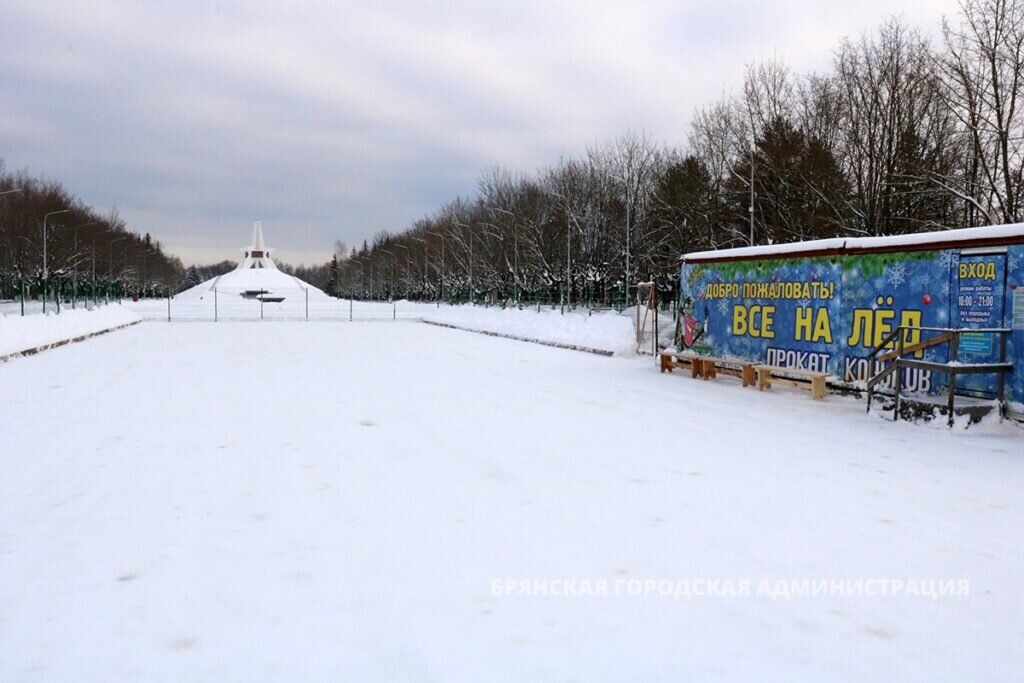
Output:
top-left (681, 244), bottom-right (1024, 408)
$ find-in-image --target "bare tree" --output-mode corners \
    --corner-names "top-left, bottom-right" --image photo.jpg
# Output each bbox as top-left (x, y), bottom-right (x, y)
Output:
top-left (939, 0), bottom-right (1024, 225)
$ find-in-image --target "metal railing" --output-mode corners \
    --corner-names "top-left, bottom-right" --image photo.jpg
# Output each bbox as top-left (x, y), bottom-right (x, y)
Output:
top-left (865, 325), bottom-right (1013, 426)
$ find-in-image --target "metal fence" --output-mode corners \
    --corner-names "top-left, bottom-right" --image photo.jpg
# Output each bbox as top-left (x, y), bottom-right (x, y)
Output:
top-left (123, 295), bottom-right (425, 322)
top-left (119, 294), bottom-right (682, 323)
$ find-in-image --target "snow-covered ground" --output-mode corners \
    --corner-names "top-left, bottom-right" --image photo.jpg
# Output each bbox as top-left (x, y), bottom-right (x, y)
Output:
top-left (0, 305), bottom-right (140, 357)
top-left (1, 321), bottom-right (1021, 681)
top-left (123, 297), bottom-right (642, 354)
top-left (419, 303), bottom-right (639, 355)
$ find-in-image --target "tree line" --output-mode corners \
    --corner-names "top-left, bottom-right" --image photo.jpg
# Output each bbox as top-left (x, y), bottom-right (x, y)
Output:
top-left (0, 163), bottom-right (184, 302)
top-left (0, 163), bottom-right (334, 302)
top-left (330, 0), bottom-right (1024, 306)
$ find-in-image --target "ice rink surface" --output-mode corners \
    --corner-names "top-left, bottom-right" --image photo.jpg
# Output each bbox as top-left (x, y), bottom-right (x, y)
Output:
top-left (1, 321), bottom-right (1022, 681)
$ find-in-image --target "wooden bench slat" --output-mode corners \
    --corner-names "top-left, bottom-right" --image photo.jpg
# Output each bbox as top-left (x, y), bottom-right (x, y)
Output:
top-left (755, 365), bottom-right (828, 400)
top-left (753, 364), bottom-right (829, 379)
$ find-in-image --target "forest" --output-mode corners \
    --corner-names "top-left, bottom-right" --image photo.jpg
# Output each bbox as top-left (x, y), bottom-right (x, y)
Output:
top-left (0, 163), bottom-right (184, 303)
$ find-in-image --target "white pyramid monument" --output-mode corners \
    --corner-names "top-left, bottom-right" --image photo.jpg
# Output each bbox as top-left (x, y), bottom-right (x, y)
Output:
top-left (240, 220), bottom-right (276, 271)
top-left (178, 221), bottom-right (331, 302)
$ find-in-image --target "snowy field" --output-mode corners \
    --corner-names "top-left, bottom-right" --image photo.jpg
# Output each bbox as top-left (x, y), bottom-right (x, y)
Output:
top-left (124, 297), bottom-right (641, 354)
top-left (1, 321), bottom-right (1022, 681)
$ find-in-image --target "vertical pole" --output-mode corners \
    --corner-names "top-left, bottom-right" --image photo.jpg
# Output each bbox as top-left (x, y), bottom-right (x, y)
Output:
top-left (349, 296), bottom-right (353, 321)
top-left (72, 226), bottom-right (78, 310)
top-left (305, 288), bottom-right (309, 321)
top-left (947, 371), bottom-right (957, 427)
top-left (624, 181), bottom-right (630, 314)
top-left (167, 290), bottom-right (171, 322)
top-left (393, 301), bottom-right (396, 320)
top-left (997, 331), bottom-right (1008, 417)
top-left (42, 220), bottom-right (47, 314)
top-left (20, 280), bottom-right (24, 316)
top-left (214, 287), bottom-right (218, 322)
top-left (749, 143), bottom-right (755, 246)
top-left (948, 331), bottom-right (960, 427)
top-left (566, 220), bottom-right (571, 311)
top-left (892, 330), bottom-right (903, 422)
top-left (514, 224), bottom-right (519, 307)
top-left (260, 295), bottom-right (264, 320)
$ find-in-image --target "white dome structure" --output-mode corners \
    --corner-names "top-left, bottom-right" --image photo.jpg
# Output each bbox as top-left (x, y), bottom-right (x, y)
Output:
top-left (179, 222), bottom-right (332, 302)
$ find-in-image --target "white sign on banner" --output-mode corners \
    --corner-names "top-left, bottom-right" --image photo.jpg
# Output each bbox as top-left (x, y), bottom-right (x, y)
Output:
top-left (1014, 288), bottom-right (1024, 330)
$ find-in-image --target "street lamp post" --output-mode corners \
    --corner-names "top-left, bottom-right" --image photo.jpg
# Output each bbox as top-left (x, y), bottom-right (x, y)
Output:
top-left (452, 220), bottom-right (475, 304)
top-left (42, 209), bottom-right (70, 313)
top-left (545, 188), bottom-right (577, 312)
top-left (69, 221), bottom-right (97, 309)
top-left (426, 231), bottom-right (445, 303)
top-left (411, 236), bottom-right (428, 300)
top-left (91, 237), bottom-right (97, 306)
top-left (615, 174), bottom-right (632, 311)
top-left (479, 224), bottom-right (505, 305)
top-left (107, 236), bottom-right (128, 303)
top-left (395, 244), bottom-right (410, 299)
top-left (749, 140), bottom-right (756, 246)
top-left (379, 249), bottom-right (394, 300)
top-left (355, 257), bottom-right (365, 298)
top-left (493, 207), bottom-right (520, 305)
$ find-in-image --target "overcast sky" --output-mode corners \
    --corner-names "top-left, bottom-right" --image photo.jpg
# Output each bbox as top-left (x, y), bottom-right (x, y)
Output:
top-left (1, 0), bottom-right (962, 266)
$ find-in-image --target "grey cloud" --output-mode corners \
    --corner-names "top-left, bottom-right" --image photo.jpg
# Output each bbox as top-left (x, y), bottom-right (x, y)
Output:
top-left (1, 0), bottom-right (961, 265)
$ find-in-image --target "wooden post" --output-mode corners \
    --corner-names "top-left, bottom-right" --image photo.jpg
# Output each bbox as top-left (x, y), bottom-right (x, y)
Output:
top-left (703, 360), bottom-right (716, 380)
top-left (757, 366), bottom-right (770, 391)
top-left (811, 375), bottom-right (826, 400)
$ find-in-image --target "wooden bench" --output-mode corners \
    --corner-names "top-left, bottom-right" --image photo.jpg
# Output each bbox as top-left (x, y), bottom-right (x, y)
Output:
top-left (754, 365), bottom-right (829, 400)
top-left (659, 350), bottom-right (698, 374)
top-left (659, 351), bottom-right (756, 387)
top-left (691, 356), bottom-right (756, 387)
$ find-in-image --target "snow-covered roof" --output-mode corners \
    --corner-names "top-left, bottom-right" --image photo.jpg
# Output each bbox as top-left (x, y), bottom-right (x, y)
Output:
top-left (682, 223), bottom-right (1024, 262)
top-left (684, 238), bottom-right (846, 262)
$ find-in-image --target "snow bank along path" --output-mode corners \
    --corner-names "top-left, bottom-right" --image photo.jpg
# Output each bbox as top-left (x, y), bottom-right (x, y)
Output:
top-left (418, 304), bottom-right (637, 355)
top-left (0, 321), bottom-right (1021, 682)
top-left (0, 306), bottom-right (141, 359)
